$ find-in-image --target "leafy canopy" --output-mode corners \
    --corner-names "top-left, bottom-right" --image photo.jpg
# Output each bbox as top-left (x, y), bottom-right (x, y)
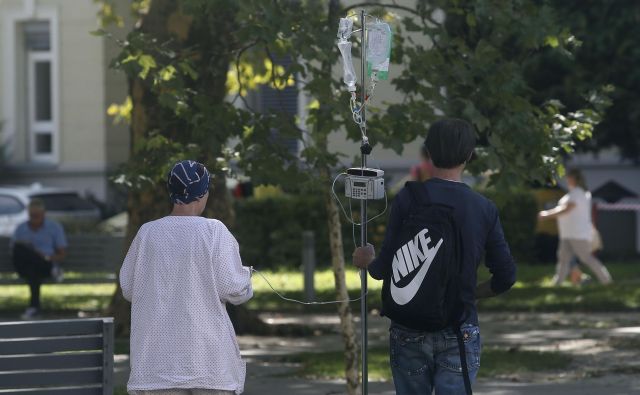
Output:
top-left (98, 0), bottom-right (607, 192)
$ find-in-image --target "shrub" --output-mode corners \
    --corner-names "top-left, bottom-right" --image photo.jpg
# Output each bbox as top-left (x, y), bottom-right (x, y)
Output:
top-left (233, 194), bottom-right (386, 269)
top-left (481, 189), bottom-right (539, 262)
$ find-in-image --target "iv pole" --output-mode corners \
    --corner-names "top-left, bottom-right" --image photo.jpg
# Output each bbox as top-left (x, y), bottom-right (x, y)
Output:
top-left (358, 8), bottom-right (371, 395)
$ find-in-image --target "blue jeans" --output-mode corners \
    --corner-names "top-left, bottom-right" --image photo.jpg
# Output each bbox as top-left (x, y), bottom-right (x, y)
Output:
top-left (389, 323), bottom-right (481, 395)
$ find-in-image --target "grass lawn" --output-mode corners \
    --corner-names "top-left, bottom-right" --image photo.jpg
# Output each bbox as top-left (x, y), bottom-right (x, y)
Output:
top-left (0, 263), bottom-right (638, 315)
top-left (0, 282), bottom-right (115, 313)
top-left (248, 262), bottom-right (640, 313)
top-left (285, 346), bottom-right (572, 380)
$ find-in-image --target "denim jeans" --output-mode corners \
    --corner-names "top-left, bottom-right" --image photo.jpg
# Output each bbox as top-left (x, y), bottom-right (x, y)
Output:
top-left (389, 323), bottom-right (481, 395)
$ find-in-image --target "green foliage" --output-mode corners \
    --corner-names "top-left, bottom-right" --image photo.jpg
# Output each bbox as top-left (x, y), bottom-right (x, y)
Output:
top-left (97, 0), bottom-right (610, 198)
top-left (234, 195), bottom-right (333, 268)
top-left (482, 189), bottom-right (538, 261)
top-left (527, 1), bottom-right (640, 160)
top-left (383, 0), bottom-right (608, 189)
top-left (233, 194), bottom-right (387, 268)
top-left (99, 0), bottom-right (305, 191)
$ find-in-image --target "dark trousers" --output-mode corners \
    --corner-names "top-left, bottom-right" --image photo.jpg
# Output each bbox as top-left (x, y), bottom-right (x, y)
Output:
top-left (12, 244), bottom-right (52, 309)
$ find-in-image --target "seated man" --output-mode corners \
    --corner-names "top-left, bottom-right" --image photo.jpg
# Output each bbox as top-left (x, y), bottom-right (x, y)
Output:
top-left (11, 199), bottom-right (67, 319)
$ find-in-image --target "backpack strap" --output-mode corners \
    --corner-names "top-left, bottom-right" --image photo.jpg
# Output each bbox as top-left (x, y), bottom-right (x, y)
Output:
top-left (455, 326), bottom-right (473, 395)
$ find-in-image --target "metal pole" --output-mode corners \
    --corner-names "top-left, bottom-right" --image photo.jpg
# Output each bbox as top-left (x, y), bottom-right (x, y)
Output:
top-left (302, 231), bottom-right (316, 302)
top-left (359, 8), bottom-right (368, 395)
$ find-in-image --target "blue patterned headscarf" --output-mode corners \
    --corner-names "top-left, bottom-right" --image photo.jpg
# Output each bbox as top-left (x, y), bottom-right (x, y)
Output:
top-left (167, 160), bottom-right (211, 204)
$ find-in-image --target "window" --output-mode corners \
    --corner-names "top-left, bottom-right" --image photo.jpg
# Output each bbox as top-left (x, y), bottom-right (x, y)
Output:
top-left (256, 56), bottom-right (300, 156)
top-left (0, 196), bottom-right (24, 215)
top-left (24, 21), bottom-right (55, 162)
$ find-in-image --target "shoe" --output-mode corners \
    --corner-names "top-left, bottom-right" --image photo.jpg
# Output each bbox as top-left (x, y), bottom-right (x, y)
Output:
top-left (21, 307), bottom-right (40, 320)
top-left (51, 263), bottom-right (64, 283)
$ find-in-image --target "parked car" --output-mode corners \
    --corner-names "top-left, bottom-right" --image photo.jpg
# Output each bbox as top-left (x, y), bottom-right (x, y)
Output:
top-left (0, 184), bottom-right (101, 237)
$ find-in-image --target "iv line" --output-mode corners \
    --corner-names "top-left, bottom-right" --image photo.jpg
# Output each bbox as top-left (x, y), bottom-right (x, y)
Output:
top-left (251, 267), bottom-right (368, 305)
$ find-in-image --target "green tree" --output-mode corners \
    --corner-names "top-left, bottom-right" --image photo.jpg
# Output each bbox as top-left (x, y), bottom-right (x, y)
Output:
top-left (97, 0), bottom-right (277, 335)
top-left (527, 0), bottom-right (639, 161)
top-left (376, 0), bottom-right (607, 188)
top-left (98, 1), bottom-right (605, 394)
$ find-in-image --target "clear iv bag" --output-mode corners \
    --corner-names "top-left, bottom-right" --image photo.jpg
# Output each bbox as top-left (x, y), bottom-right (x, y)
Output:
top-left (337, 18), bottom-right (353, 39)
top-left (338, 40), bottom-right (357, 92)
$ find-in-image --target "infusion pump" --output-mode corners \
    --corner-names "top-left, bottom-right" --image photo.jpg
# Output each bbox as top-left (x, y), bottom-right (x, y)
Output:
top-left (344, 167), bottom-right (385, 200)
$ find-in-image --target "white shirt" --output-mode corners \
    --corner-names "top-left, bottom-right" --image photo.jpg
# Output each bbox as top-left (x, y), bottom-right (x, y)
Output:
top-left (557, 187), bottom-right (593, 240)
top-left (120, 216), bottom-right (253, 394)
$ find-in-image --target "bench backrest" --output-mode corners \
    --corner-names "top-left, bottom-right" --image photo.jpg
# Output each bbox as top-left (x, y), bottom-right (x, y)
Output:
top-left (0, 235), bottom-right (125, 273)
top-left (0, 317), bottom-right (114, 395)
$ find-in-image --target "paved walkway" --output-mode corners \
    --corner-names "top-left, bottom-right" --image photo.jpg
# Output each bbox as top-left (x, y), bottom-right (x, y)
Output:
top-left (113, 312), bottom-right (640, 394)
top-left (242, 374), bottom-right (640, 395)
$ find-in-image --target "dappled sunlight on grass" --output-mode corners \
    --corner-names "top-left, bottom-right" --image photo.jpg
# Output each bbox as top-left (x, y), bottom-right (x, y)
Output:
top-left (0, 283), bottom-right (115, 313)
top-left (1, 263), bottom-right (638, 315)
top-left (285, 346), bottom-right (572, 381)
top-left (252, 267), bottom-right (382, 293)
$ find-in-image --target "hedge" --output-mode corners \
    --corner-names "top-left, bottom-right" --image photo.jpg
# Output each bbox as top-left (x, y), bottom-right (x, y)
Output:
top-left (481, 189), bottom-right (539, 262)
top-left (233, 188), bottom-right (538, 269)
top-left (233, 194), bottom-right (386, 269)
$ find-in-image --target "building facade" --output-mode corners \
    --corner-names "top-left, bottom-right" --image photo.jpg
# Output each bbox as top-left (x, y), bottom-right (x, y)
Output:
top-left (0, 0), bottom-right (129, 203)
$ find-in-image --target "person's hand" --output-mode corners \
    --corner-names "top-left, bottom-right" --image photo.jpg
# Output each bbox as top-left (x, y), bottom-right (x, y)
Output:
top-left (352, 243), bottom-right (375, 269)
top-left (538, 210), bottom-right (547, 219)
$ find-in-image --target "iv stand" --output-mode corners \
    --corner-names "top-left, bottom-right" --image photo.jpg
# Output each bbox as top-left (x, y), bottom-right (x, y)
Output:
top-left (358, 8), bottom-right (371, 395)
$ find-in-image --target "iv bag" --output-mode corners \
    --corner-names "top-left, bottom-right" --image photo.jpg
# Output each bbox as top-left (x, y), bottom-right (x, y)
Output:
top-left (366, 21), bottom-right (392, 80)
top-left (338, 40), bottom-right (357, 92)
top-left (337, 17), bottom-right (353, 39)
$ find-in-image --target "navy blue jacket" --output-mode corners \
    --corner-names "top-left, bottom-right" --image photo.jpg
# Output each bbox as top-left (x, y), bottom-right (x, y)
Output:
top-left (369, 178), bottom-right (517, 325)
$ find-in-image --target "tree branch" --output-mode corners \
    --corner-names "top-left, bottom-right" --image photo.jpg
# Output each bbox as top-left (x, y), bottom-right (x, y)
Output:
top-left (231, 39), bottom-right (261, 111)
top-left (343, 2), bottom-right (420, 16)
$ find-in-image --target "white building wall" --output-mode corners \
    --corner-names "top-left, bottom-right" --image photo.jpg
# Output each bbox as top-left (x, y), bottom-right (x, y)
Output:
top-left (0, 0), bottom-right (130, 201)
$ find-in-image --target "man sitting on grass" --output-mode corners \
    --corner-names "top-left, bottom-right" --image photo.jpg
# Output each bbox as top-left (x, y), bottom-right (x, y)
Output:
top-left (120, 160), bottom-right (253, 395)
top-left (353, 118), bottom-right (517, 395)
top-left (11, 199), bottom-right (66, 319)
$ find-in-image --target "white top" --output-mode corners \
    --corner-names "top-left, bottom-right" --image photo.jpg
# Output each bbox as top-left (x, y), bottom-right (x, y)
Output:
top-left (557, 187), bottom-right (593, 240)
top-left (120, 216), bottom-right (253, 394)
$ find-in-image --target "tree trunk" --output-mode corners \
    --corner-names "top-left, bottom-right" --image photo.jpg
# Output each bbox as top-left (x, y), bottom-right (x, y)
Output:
top-left (323, 171), bottom-right (360, 395)
top-left (107, 0), bottom-right (267, 336)
top-left (313, 1), bottom-right (360, 393)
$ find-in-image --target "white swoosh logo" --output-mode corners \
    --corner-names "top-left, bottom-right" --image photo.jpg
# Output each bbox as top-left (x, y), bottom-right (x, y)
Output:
top-left (390, 238), bottom-right (443, 305)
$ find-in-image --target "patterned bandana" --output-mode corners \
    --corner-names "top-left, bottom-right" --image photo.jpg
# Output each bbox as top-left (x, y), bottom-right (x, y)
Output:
top-left (167, 160), bottom-right (211, 204)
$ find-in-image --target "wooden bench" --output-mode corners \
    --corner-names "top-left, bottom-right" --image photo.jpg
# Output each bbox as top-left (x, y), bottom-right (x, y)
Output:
top-left (0, 318), bottom-right (114, 395)
top-left (0, 236), bottom-right (124, 283)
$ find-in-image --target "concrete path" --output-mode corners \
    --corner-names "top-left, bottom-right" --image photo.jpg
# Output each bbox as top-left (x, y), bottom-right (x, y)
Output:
top-left (114, 312), bottom-right (640, 394)
top-left (243, 373), bottom-right (640, 395)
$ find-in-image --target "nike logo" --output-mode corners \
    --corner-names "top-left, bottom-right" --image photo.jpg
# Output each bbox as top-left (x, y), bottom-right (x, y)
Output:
top-left (390, 228), bottom-right (443, 305)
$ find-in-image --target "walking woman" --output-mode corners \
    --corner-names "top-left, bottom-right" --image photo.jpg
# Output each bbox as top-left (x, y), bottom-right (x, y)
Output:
top-left (120, 160), bottom-right (253, 395)
top-left (539, 168), bottom-right (613, 286)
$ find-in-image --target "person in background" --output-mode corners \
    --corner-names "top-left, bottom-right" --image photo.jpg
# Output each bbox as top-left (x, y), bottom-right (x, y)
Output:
top-left (539, 168), bottom-right (612, 286)
top-left (569, 201), bottom-right (603, 285)
top-left (11, 199), bottom-right (66, 319)
top-left (120, 160), bottom-right (253, 395)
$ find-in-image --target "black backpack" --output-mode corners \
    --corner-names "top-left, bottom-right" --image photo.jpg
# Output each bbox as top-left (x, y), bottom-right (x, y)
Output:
top-left (381, 181), bottom-right (472, 394)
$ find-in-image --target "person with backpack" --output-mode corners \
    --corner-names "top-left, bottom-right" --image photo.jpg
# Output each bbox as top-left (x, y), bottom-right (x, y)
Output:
top-left (353, 118), bottom-right (517, 395)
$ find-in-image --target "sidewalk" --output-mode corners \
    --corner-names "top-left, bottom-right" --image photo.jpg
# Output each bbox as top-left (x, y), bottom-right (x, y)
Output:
top-left (243, 373), bottom-right (640, 395)
top-left (114, 312), bottom-right (640, 394)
